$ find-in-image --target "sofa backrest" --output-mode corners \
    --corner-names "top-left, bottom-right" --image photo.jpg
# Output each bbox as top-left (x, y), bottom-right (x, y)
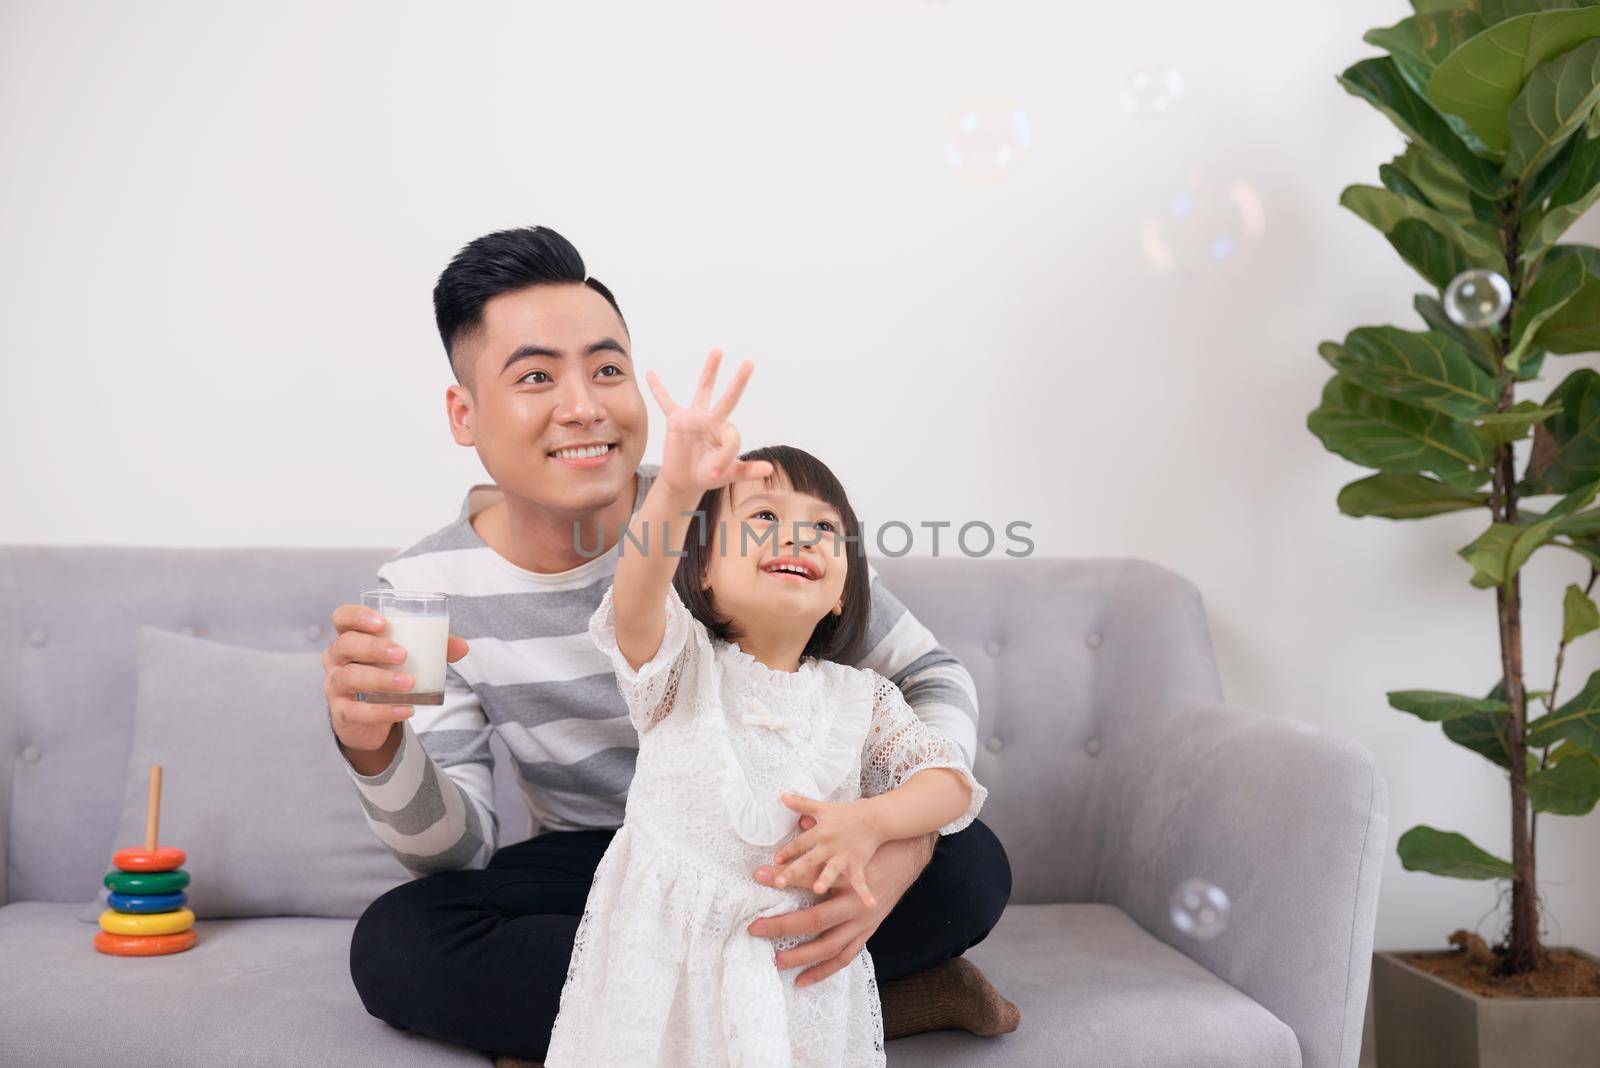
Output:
top-left (0, 546), bottom-right (1223, 907)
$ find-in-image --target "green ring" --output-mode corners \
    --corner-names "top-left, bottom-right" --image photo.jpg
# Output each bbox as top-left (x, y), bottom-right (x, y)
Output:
top-left (103, 868), bottom-right (189, 895)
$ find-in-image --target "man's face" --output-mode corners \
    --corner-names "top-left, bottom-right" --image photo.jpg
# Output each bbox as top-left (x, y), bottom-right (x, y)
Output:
top-left (446, 283), bottom-right (647, 519)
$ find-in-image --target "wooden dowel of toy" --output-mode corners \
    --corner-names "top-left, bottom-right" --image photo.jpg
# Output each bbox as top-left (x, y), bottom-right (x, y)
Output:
top-left (145, 765), bottom-right (162, 852)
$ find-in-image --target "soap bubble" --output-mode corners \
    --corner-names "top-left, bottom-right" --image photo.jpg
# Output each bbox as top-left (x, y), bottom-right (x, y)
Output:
top-left (1169, 878), bottom-right (1230, 940)
top-left (1120, 67), bottom-right (1184, 117)
top-left (1443, 269), bottom-right (1511, 329)
top-left (1140, 167), bottom-right (1266, 276)
top-left (944, 100), bottom-right (1031, 184)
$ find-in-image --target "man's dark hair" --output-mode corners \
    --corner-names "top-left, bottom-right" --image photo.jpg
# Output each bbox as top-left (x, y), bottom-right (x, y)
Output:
top-left (432, 225), bottom-right (627, 379)
top-left (672, 445), bottom-right (872, 666)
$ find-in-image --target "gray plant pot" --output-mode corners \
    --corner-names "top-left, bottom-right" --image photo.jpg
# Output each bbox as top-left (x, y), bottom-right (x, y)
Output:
top-left (1372, 948), bottom-right (1600, 1067)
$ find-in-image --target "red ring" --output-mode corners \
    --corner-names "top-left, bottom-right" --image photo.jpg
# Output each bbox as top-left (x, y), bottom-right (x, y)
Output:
top-left (112, 846), bottom-right (186, 872)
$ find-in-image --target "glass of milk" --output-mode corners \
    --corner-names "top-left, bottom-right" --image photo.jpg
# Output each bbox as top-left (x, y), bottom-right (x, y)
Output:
top-left (356, 590), bottom-right (449, 705)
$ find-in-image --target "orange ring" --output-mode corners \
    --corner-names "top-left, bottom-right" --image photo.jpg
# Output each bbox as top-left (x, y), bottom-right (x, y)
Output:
top-left (112, 846), bottom-right (186, 872)
top-left (93, 928), bottom-right (197, 956)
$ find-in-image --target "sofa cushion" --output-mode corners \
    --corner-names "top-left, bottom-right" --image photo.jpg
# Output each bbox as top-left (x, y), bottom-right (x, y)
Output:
top-left (9, 899), bottom-right (1299, 1067)
top-left (77, 626), bottom-right (411, 921)
top-left (4, 901), bottom-right (482, 1066)
top-left (893, 902), bottom-right (1304, 1068)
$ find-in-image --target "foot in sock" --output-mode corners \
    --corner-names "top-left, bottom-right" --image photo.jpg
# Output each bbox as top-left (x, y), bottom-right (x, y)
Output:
top-left (878, 955), bottom-right (1021, 1040)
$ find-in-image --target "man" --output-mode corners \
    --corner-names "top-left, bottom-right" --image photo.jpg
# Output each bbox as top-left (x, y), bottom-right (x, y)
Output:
top-left (323, 226), bottom-right (1017, 1063)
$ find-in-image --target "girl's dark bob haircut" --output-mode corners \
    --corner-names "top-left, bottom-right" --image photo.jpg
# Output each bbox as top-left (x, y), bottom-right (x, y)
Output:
top-left (671, 444), bottom-right (871, 666)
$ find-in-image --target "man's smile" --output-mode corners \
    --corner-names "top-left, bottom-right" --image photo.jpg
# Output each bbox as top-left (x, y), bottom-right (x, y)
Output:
top-left (548, 442), bottom-right (617, 467)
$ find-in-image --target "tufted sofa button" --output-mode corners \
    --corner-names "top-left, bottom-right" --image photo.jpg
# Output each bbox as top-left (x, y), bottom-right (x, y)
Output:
top-left (305, 624), bottom-right (324, 641)
top-left (1085, 631), bottom-right (1102, 649)
top-left (20, 745), bottom-right (40, 764)
top-left (1085, 738), bottom-right (1102, 756)
top-left (27, 628), bottom-right (48, 647)
top-left (983, 639), bottom-right (1001, 657)
top-left (985, 736), bottom-right (1003, 753)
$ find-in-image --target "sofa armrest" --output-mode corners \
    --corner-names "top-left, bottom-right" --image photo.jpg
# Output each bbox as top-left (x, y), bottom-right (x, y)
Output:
top-left (1090, 699), bottom-right (1387, 1068)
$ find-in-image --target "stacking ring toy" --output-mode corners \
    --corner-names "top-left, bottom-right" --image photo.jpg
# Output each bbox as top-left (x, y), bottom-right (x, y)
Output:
top-left (104, 869), bottom-right (189, 895)
top-left (98, 906), bottom-right (195, 937)
top-left (94, 766), bottom-right (198, 957)
top-left (112, 845), bottom-right (186, 872)
top-left (94, 929), bottom-right (197, 957)
top-left (107, 890), bottom-right (188, 913)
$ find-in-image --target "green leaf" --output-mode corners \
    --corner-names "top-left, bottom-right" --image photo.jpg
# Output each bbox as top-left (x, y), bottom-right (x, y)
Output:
top-left (1367, 12), bottom-right (1500, 155)
top-left (1381, 160), bottom-right (1436, 207)
top-left (1476, 399), bottom-right (1564, 443)
top-left (1520, 125), bottom-right (1580, 210)
top-left (1410, 0), bottom-right (1482, 15)
top-left (1368, 12), bottom-right (1488, 76)
top-left (1532, 247), bottom-right (1600, 352)
top-left (1548, 127), bottom-right (1600, 209)
top-left (1445, 709), bottom-right (1515, 764)
top-left (1530, 749), bottom-right (1600, 813)
top-left (1444, 678), bottom-right (1539, 767)
top-left (1398, 825), bottom-right (1516, 879)
top-left (1528, 666), bottom-right (1600, 747)
top-left (1337, 472), bottom-right (1491, 517)
top-left (1563, 582), bottom-right (1600, 641)
top-left (1504, 38), bottom-right (1600, 183)
top-left (1395, 218), bottom-right (1479, 287)
top-left (1307, 374), bottom-right (1493, 488)
top-left (1480, 2), bottom-right (1600, 22)
top-left (1458, 476), bottom-right (1600, 585)
top-left (1415, 292), bottom-right (1501, 374)
top-left (1524, 136), bottom-right (1600, 262)
top-left (1340, 185), bottom-right (1506, 273)
top-left (1551, 504), bottom-right (1600, 536)
top-left (1389, 689), bottom-right (1514, 720)
top-left (1393, 140), bottom-right (1484, 224)
top-left (1508, 250), bottom-right (1587, 369)
top-left (1428, 8), bottom-right (1600, 155)
top-left (1519, 367), bottom-right (1600, 493)
top-left (1341, 57), bottom-right (1510, 197)
top-left (1318, 328), bottom-right (1499, 418)
top-left (1555, 534), bottom-right (1600, 567)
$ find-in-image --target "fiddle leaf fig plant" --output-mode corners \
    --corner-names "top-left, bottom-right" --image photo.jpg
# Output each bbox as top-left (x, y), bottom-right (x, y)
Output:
top-left (1308, 0), bottom-right (1600, 976)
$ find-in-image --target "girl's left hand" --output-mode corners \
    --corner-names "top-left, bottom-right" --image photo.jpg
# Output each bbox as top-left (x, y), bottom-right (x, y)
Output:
top-left (768, 793), bottom-right (884, 908)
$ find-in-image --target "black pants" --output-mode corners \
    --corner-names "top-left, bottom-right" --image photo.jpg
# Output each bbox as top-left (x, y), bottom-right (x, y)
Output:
top-left (349, 819), bottom-right (1012, 1060)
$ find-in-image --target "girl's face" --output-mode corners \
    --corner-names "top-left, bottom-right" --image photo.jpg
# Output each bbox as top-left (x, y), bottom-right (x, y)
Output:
top-left (698, 473), bottom-right (849, 638)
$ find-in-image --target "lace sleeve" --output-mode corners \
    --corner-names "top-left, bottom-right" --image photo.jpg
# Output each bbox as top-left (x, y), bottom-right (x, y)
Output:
top-left (859, 670), bottom-right (988, 835)
top-left (588, 582), bottom-right (704, 735)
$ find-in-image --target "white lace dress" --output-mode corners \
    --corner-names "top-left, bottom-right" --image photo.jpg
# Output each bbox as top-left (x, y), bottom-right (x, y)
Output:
top-left (542, 583), bottom-right (988, 1068)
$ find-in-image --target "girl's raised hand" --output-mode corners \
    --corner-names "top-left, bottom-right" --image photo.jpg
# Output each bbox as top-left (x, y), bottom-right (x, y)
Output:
top-left (645, 348), bottom-right (774, 496)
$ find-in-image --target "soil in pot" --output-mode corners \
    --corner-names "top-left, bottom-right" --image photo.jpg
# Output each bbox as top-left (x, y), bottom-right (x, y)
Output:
top-left (1399, 930), bottom-right (1600, 998)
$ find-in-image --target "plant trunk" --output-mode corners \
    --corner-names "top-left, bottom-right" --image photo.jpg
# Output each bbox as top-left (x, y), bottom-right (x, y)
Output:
top-left (1493, 183), bottom-right (1547, 975)
top-left (1493, 450), bottom-right (1545, 975)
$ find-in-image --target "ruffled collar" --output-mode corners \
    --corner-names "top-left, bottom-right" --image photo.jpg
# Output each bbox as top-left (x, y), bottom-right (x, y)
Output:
top-left (716, 640), bottom-right (820, 690)
top-left (708, 665), bottom-right (874, 847)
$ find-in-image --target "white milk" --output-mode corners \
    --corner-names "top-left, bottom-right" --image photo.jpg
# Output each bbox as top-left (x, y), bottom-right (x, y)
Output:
top-left (381, 613), bottom-right (449, 703)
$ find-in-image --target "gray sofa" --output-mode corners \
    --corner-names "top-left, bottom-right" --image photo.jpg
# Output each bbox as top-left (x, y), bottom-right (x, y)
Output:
top-left (0, 546), bottom-right (1386, 1067)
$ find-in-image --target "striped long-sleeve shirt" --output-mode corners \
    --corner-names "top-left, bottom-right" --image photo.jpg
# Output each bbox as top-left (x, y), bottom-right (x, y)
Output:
top-left (338, 462), bottom-right (981, 876)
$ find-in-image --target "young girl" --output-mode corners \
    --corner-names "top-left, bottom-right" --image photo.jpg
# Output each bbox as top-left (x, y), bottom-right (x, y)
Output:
top-left (542, 352), bottom-right (988, 1068)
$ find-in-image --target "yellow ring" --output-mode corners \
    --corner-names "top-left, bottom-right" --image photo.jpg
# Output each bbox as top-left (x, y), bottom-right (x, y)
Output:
top-left (98, 907), bottom-right (194, 936)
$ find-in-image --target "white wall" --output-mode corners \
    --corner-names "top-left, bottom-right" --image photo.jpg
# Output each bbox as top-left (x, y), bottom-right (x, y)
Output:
top-left (4, 0), bottom-right (1598, 955)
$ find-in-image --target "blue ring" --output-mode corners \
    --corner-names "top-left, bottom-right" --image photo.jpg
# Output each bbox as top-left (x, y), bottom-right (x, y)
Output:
top-left (108, 890), bottom-right (189, 913)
